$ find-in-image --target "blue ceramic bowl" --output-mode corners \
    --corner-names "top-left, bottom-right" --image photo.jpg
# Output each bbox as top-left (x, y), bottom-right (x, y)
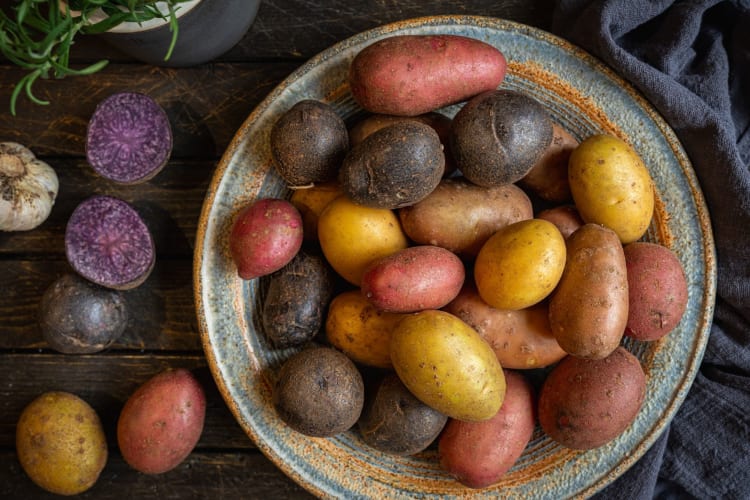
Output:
top-left (194, 16), bottom-right (716, 499)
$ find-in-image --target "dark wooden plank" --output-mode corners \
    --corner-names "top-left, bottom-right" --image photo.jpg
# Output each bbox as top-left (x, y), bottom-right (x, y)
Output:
top-left (0, 354), bottom-right (253, 450)
top-left (0, 450), bottom-right (314, 500)
top-left (0, 159), bottom-right (210, 257)
top-left (0, 259), bottom-right (201, 351)
top-left (0, 62), bottom-right (297, 154)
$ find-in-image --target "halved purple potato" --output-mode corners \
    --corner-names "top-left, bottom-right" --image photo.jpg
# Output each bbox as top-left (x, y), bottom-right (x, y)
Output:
top-left (65, 195), bottom-right (155, 290)
top-left (86, 92), bottom-right (172, 184)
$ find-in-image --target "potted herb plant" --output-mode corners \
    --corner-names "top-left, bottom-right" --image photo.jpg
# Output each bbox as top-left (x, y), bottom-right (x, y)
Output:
top-left (0, 0), bottom-right (260, 115)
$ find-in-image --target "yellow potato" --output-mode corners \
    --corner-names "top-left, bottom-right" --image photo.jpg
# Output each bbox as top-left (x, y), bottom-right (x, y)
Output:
top-left (474, 219), bottom-right (566, 310)
top-left (390, 310), bottom-right (506, 421)
top-left (16, 391), bottom-right (107, 495)
top-left (568, 134), bottom-right (655, 243)
top-left (289, 181), bottom-right (343, 241)
top-left (325, 290), bottom-right (406, 369)
top-left (318, 196), bottom-right (408, 285)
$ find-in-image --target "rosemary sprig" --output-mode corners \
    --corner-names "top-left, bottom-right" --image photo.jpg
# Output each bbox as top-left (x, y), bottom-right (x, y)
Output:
top-left (0, 0), bottom-right (189, 115)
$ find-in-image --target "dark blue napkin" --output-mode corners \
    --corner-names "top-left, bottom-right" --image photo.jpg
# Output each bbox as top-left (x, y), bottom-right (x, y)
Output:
top-left (550, 1), bottom-right (750, 498)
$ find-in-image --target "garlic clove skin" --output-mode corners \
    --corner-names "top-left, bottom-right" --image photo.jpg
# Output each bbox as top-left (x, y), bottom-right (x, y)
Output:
top-left (0, 142), bottom-right (59, 232)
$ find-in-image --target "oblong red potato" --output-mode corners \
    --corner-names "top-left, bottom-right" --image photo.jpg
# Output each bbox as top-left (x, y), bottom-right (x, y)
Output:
top-left (349, 35), bottom-right (506, 116)
top-left (361, 245), bottom-right (465, 313)
top-left (229, 198), bottom-right (303, 280)
top-left (548, 223), bottom-right (629, 359)
top-left (117, 369), bottom-right (206, 474)
top-left (444, 284), bottom-right (567, 369)
top-left (438, 370), bottom-right (536, 489)
top-left (399, 177), bottom-right (533, 258)
top-left (538, 346), bottom-right (646, 450)
top-left (624, 242), bottom-right (688, 341)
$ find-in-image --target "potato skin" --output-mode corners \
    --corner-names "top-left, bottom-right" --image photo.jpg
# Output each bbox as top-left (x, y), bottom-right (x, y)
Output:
top-left (325, 290), bottom-right (405, 369)
top-left (399, 177), bottom-right (533, 257)
top-left (537, 205), bottom-right (584, 239)
top-left (390, 310), bottom-right (506, 422)
top-left (519, 122), bottom-right (578, 202)
top-left (273, 346), bottom-right (364, 437)
top-left (117, 369), bottom-right (206, 474)
top-left (361, 245), bottom-right (465, 313)
top-left (317, 196), bottom-right (408, 285)
top-left (16, 391), bottom-right (107, 495)
top-left (548, 223), bottom-right (629, 359)
top-left (624, 242), bottom-right (688, 341)
top-left (289, 182), bottom-right (343, 241)
top-left (439, 370), bottom-right (536, 488)
top-left (262, 251), bottom-right (335, 348)
top-left (474, 219), bottom-right (566, 310)
top-left (568, 134), bottom-right (655, 243)
top-left (538, 347), bottom-right (646, 450)
top-left (358, 374), bottom-right (448, 456)
top-left (349, 34), bottom-right (506, 116)
top-left (451, 89), bottom-right (553, 186)
top-left (444, 284), bottom-right (567, 369)
top-left (339, 121), bottom-right (445, 209)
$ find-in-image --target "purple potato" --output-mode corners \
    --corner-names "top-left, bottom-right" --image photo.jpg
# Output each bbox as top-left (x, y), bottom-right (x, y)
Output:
top-left (39, 273), bottom-right (128, 354)
top-left (86, 92), bottom-right (172, 184)
top-left (65, 195), bottom-right (155, 290)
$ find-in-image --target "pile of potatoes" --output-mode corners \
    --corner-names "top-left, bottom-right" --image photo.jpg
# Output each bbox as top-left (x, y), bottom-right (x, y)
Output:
top-left (228, 34), bottom-right (689, 489)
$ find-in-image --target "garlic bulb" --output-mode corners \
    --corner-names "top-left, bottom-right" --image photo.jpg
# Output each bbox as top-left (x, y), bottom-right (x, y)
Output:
top-left (0, 142), bottom-right (59, 231)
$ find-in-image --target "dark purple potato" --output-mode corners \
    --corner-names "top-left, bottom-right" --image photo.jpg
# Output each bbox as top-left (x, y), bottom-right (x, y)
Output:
top-left (65, 195), bottom-right (155, 290)
top-left (451, 89), bottom-right (553, 186)
top-left (39, 273), bottom-right (128, 354)
top-left (86, 92), bottom-right (172, 184)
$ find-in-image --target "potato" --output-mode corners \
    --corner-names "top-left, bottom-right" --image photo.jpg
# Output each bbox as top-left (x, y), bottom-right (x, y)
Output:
top-left (16, 391), bottom-right (107, 495)
top-left (270, 100), bottom-right (349, 186)
top-left (325, 290), bottom-right (406, 369)
top-left (117, 368), bottom-right (206, 474)
top-left (398, 177), bottom-right (533, 257)
top-left (339, 121), bottom-right (445, 209)
top-left (358, 374), bottom-right (447, 456)
top-left (262, 250), bottom-right (335, 348)
top-left (624, 242), bottom-right (688, 341)
top-left (361, 245), bottom-right (465, 313)
top-left (229, 198), bottom-right (304, 280)
top-left (444, 284), bottom-right (567, 369)
top-left (438, 370), bottom-right (536, 488)
top-left (518, 122), bottom-right (578, 202)
top-left (451, 89), bottom-right (553, 186)
top-left (548, 223), bottom-right (629, 359)
top-left (474, 219), bottom-right (566, 310)
top-left (349, 34), bottom-right (506, 116)
top-left (317, 195), bottom-right (408, 285)
top-left (273, 346), bottom-right (364, 437)
top-left (538, 346), bottom-right (646, 450)
top-left (568, 134), bottom-right (655, 243)
top-left (537, 205), bottom-right (584, 239)
top-left (289, 181), bottom-right (343, 241)
top-left (390, 310), bottom-right (506, 421)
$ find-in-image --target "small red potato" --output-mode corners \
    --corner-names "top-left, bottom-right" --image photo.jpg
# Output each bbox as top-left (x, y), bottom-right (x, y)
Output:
top-left (439, 370), bottom-right (536, 489)
top-left (361, 245), bottom-right (465, 313)
top-left (117, 368), bottom-right (206, 474)
top-left (229, 198), bottom-right (303, 280)
top-left (518, 122), bottom-right (578, 202)
top-left (537, 205), bottom-right (584, 239)
top-left (349, 34), bottom-right (506, 116)
top-left (538, 346), bottom-right (646, 450)
top-left (624, 242), bottom-right (688, 341)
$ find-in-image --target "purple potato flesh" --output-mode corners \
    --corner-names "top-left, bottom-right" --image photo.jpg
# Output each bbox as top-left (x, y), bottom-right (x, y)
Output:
top-left (86, 92), bottom-right (172, 184)
top-left (65, 195), bottom-right (155, 290)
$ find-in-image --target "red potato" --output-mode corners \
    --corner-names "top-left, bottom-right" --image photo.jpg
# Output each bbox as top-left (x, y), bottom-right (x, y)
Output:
top-left (537, 205), bottom-right (584, 239)
top-left (229, 198), bottom-right (303, 280)
top-left (624, 242), bottom-right (688, 341)
top-left (117, 369), bottom-right (206, 474)
top-left (438, 370), bottom-right (536, 489)
top-left (349, 34), bottom-right (506, 116)
top-left (538, 347), bottom-right (646, 450)
top-left (361, 245), bottom-right (465, 313)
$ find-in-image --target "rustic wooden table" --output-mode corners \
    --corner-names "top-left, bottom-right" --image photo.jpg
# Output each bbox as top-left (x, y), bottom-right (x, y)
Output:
top-left (1, 1), bottom-right (554, 498)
